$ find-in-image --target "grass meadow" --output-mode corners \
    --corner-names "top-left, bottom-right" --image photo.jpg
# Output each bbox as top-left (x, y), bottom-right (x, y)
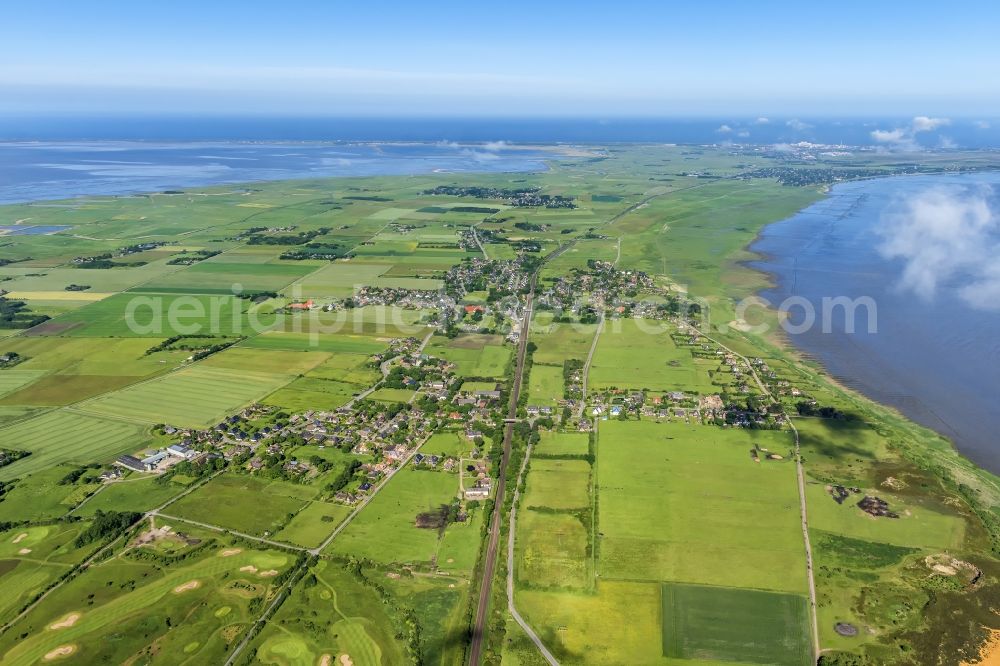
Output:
top-left (77, 365), bottom-right (294, 428)
top-left (597, 419), bottom-right (807, 593)
top-left (0, 411), bottom-right (149, 482)
top-left (168, 473), bottom-right (312, 537)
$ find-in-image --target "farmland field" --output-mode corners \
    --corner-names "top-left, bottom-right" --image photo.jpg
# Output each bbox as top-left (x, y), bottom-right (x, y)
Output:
top-left (326, 467), bottom-right (472, 568)
top-left (0, 410), bottom-right (150, 481)
top-left (597, 419), bottom-right (807, 593)
top-left (523, 459), bottom-right (590, 511)
top-left (76, 365), bottom-right (294, 427)
top-left (425, 334), bottom-right (512, 378)
top-left (526, 363), bottom-right (563, 406)
top-left (589, 318), bottom-right (717, 393)
top-left (516, 510), bottom-right (590, 589)
top-left (168, 473), bottom-right (311, 537)
top-left (39, 293), bottom-right (270, 337)
top-left (273, 501), bottom-right (352, 547)
top-left (661, 582), bottom-right (812, 665)
top-left (536, 430), bottom-right (590, 457)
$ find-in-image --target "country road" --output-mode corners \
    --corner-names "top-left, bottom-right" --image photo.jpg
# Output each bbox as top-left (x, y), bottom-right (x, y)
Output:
top-left (505, 441), bottom-right (560, 665)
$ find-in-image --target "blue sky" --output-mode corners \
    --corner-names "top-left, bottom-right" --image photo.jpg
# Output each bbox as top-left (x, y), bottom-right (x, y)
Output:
top-left (2, 0), bottom-right (999, 116)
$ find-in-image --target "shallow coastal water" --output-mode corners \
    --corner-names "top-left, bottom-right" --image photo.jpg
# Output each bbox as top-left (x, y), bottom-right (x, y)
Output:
top-left (752, 172), bottom-right (1000, 472)
top-left (0, 141), bottom-right (552, 205)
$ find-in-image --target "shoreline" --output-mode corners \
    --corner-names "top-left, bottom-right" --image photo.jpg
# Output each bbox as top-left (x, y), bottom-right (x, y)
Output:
top-left (740, 174), bottom-right (1000, 477)
top-left (0, 141), bottom-right (562, 208)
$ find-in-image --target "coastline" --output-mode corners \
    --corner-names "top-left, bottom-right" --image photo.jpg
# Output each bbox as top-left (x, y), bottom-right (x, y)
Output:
top-left (738, 176), bottom-right (1000, 481)
top-left (0, 141), bottom-right (561, 207)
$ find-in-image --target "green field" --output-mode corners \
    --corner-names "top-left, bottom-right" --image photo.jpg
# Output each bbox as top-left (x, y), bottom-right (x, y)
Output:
top-left (76, 365), bottom-right (294, 427)
top-left (368, 387), bottom-right (416, 403)
top-left (0, 465), bottom-right (100, 522)
top-left (661, 582), bottom-right (812, 665)
top-left (168, 473), bottom-right (312, 537)
top-left (523, 459), bottom-right (590, 511)
top-left (526, 363), bottom-right (563, 406)
top-left (536, 430), bottom-right (590, 457)
top-left (273, 501), bottom-right (352, 547)
top-left (76, 476), bottom-right (185, 516)
top-left (39, 293), bottom-right (269, 337)
top-left (140, 260), bottom-right (315, 293)
top-left (425, 335), bottom-right (512, 378)
top-left (0, 411), bottom-right (150, 481)
top-left (326, 467), bottom-right (475, 568)
top-left (589, 318), bottom-right (717, 393)
top-left (516, 510), bottom-right (590, 589)
top-left (597, 420), bottom-right (807, 593)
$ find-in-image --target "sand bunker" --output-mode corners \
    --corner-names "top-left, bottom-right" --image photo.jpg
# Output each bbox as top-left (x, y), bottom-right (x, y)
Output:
top-left (12, 532), bottom-right (28, 544)
top-left (49, 613), bottom-right (81, 630)
top-left (18, 548), bottom-right (31, 555)
top-left (172, 580), bottom-right (201, 594)
top-left (220, 548), bottom-right (242, 557)
top-left (239, 565), bottom-right (258, 573)
top-left (43, 645), bottom-right (76, 661)
top-left (258, 569), bottom-right (279, 577)
top-left (319, 655), bottom-right (332, 666)
top-left (340, 655), bottom-right (354, 666)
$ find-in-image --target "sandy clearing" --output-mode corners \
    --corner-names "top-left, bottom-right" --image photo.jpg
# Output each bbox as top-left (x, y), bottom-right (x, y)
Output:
top-left (239, 565), bottom-right (258, 573)
top-left (172, 580), bottom-right (200, 594)
top-left (258, 569), bottom-right (279, 577)
top-left (12, 533), bottom-right (28, 544)
top-left (340, 655), bottom-right (354, 666)
top-left (43, 645), bottom-right (76, 661)
top-left (319, 655), bottom-right (332, 666)
top-left (963, 628), bottom-right (1000, 665)
top-left (49, 613), bottom-right (81, 630)
top-left (220, 548), bottom-right (242, 557)
top-left (18, 548), bottom-right (32, 555)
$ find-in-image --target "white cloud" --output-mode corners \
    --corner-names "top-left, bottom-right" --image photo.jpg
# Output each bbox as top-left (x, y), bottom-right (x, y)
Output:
top-left (482, 141), bottom-right (508, 152)
top-left (877, 184), bottom-right (1000, 310)
top-left (736, 130), bottom-right (750, 138)
top-left (869, 116), bottom-right (952, 150)
top-left (754, 117), bottom-right (770, 124)
top-left (786, 118), bottom-right (812, 131)
top-left (911, 116), bottom-right (950, 132)
top-left (975, 120), bottom-right (991, 129)
top-left (716, 124), bottom-right (733, 133)
top-left (871, 128), bottom-right (908, 143)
